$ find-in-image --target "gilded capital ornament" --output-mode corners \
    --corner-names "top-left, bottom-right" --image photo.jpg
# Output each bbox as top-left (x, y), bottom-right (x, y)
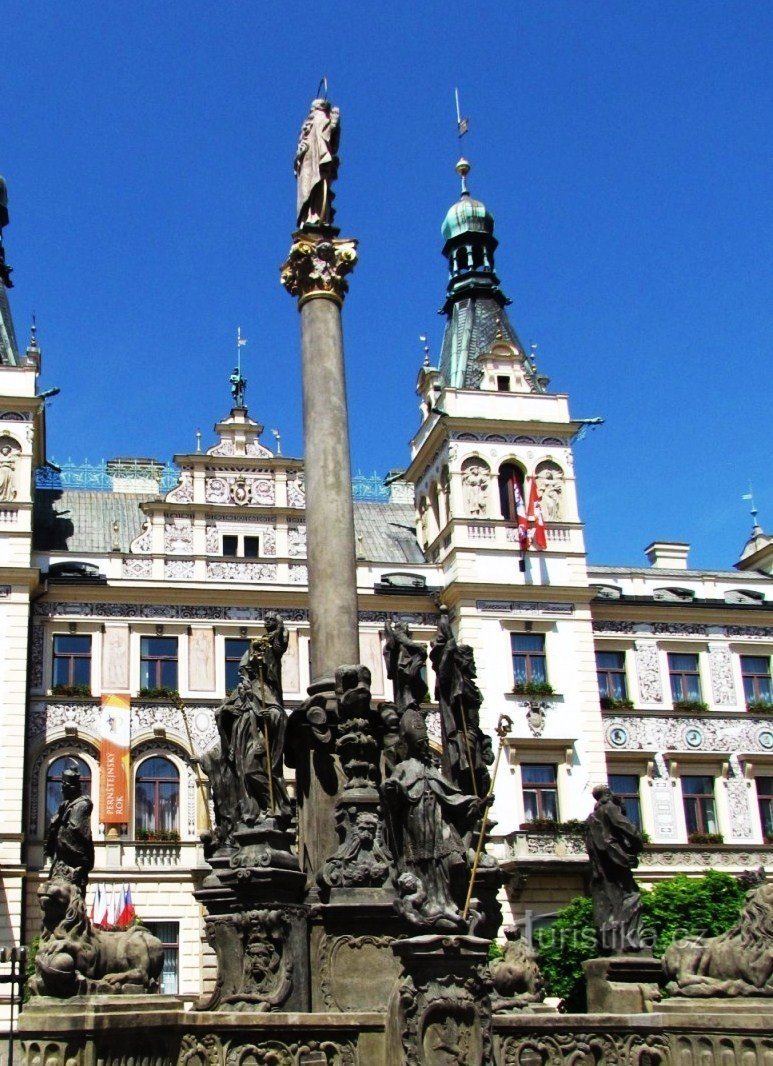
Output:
top-left (280, 235), bottom-right (358, 308)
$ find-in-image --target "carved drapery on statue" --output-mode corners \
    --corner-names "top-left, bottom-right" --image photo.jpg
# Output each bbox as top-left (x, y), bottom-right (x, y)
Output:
top-left (45, 761), bottom-right (94, 897)
top-left (585, 784), bottom-right (645, 955)
top-left (430, 607), bottom-right (494, 799)
top-left (380, 709), bottom-right (483, 932)
top-left (294, 98), bottom-right (340, 229)
top-left (383, 618), bottom-right (429, 713)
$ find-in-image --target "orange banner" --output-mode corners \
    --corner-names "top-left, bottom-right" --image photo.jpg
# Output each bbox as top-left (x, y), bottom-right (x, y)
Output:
top-left (99, 694), bottom-right (130, 823)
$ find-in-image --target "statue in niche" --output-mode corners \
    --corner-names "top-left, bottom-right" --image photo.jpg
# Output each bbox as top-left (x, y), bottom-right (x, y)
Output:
top-left (383, 618), bottom-right (429, 713)
top-left (430, 607), bottom-right (494, 799)
top-left (535, 464), bottom-right (563, 521)
top-left (215, 613), bottom-right (292, 825)
top-left (45, 761), bottom-right (94, 897)
top-left (294, 98), bottom-right (340, 229)
top-left (0, 440), bottom-right (18, 502)
top-left (585, 783), bottom-right (645, 955)
top-left (462, 463), bottom-right (489, 517)
top-left (380, 709), bottom-right (486, 931)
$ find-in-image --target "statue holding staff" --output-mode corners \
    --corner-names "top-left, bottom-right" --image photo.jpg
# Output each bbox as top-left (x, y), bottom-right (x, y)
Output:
top-left (383, 618), bottom-right (429, 713)
top-left (294, 97), bottom-right (341, 229)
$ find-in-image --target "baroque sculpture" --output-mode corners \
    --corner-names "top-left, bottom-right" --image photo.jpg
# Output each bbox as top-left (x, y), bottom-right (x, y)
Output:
top-left (663, 881), bottom-right (773, 997)
top-left (489, 926), bottom-right (546, 1012)
top-left (585, 783), bottom-right (645, 955)
top-left (383, 617), bottom-right (429, 712)
top-left (380, 708), bottom-right (486, 931)
top-left (45, 761), bottom-right (94, 897)
top-left (462, 463), bottom-right (490, 517)
top-left (0, 439), bottom-right (18, 502)
top-left (214, 613), bottom-right (292, 826)
top-left (430, 607), bottom-right (494, 798)
top-left (294, 97), bottom-right (340, 229)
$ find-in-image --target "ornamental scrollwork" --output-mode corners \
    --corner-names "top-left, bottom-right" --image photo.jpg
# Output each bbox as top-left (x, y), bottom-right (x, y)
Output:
top-left (280, 236), bottom-right (358, 305)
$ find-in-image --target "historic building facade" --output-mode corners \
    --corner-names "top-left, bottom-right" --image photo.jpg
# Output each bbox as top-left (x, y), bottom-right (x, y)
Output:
top-left (0, 165), bottom-right (770, 1010)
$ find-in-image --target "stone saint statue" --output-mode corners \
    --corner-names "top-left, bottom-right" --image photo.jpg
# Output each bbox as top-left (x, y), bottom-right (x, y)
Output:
top-left (380, 709), bottom-right (484, 931)
top-left (430, 608), bottom-right (494, 798)
top-left (45, 761), bottom-right (94, 897)
top-left (462, 464), bottom-right (490, 517)
top-left (383, 618), bottom-right (429, 713)
top-left (215, 613), bottom-right (292, 825)
top-left (294, 98), bottom-right (340, 229)
top-left (0, 441), bottom-right (18, 502)
top-left (585, 783), bottom-right (645, 955)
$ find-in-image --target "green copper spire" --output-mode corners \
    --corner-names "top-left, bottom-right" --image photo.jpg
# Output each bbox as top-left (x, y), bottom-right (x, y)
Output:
top-left (0, 175), bottom-right (20, 368)
top-left (437, 160), bottom-right (524, 389)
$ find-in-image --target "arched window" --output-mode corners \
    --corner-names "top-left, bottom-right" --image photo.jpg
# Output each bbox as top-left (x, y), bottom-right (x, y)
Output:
top-left (46, 756), bottom-right (92, 830)
top-left (135, 756), bottom-right (180, 838)
top-left (498, 462), bottom-right (525, 522)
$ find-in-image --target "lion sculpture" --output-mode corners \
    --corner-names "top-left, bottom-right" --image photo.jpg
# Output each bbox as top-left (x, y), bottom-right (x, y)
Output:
top-left (29, 881), bottom-right (164, 998)
top-left (489, 926), bottom-right (546, 1012)
top-left (663, 882), bottom-right (773, 997)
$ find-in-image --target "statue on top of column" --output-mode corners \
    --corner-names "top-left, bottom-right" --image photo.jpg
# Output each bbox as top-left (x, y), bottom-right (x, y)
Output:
top-left (383, 618), bottom-right (429, 713)
top-left (294, 97), bottom-right (340, 229)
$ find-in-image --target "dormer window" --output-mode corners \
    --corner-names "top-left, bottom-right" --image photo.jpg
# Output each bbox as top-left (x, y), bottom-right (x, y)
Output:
top-left (653, 587), bottom-right (695, 602)
top-left (496, 375), bottom-right (511, 392)
top-left (725, 588), bottom-right (765, 605)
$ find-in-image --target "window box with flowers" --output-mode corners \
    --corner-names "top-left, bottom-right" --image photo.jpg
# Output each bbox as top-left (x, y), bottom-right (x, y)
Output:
top-left (687, 832), bottom-right (723, 845)
top-left (135, 828), bottom-right (181, 844)
top-left (512, 680), bottom-right (555, 699)
top-left (747, 700), bottom-right (773, 715)
top-left (137, 687), bottom-right (180, 701)
top-left (673, 699), bottom-right (709, 714)
top-left (599, 696), bottom-right (634, 711)
top-left (51, 683), bottom-right (93, 699)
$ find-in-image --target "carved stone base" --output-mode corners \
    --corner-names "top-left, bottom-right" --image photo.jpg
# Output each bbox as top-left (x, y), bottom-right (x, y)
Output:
top-left (194, 820), bottom-right (309, 1013)
top-left (385, 934), bottom-right (493, 1066)
top-left (311, 894), bottom-right (403, 1013)
top-left (583, 954), bottom-right (664, 1014)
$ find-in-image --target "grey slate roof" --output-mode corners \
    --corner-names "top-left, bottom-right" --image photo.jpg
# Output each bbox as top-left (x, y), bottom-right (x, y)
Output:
top-left (34, 489), bottom-right (156, 553)
top-left (0, 284), bottom-right (19, 367)
top-left (33, 490), bottom-right (426, 566)
top-left (438, 296), bottom-right (525, 389)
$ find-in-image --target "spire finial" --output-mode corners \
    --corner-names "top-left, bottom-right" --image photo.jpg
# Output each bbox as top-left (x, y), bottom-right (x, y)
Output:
top-left (419, 334), bottom-right (431, 366)
top-left (195, 429), bottom-right (202, 453)
top-left (454, 88), bottom-right (471, 196)
top-left (29, 311), bottom-right (38, 348)
top-left (230, 327), bottom-right (248, 408)
top-left (742, 484), bottom-right (761, 533)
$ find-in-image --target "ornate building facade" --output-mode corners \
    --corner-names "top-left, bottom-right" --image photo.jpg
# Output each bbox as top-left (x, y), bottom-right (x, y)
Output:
top-left (0, 164), bottom-right (770, 1011)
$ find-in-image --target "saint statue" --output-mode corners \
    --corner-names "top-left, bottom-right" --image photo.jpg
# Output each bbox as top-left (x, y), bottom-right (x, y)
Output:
top-left (380, 709), bottom-right (485, 931)
top-left (430, 608), bottom-right (494, 798)
top-left (45, 761), bottom-right (94, 896)
top-left (294, 98), bottom-right (340, 229)
top-left (585, 784), bottom-right (645, 955)
top-left (0, 441), bottom-right (17, 502)
top-left (462, 464), bottom-right (490, 516)
top-left (383, 618), bottom-right (429, 713)
top-left (215, 614), bottom-right (292, 825)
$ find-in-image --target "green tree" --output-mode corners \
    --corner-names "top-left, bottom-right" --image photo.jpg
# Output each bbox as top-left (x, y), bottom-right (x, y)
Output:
top-left (533, 870), bottom-right (747, 1011)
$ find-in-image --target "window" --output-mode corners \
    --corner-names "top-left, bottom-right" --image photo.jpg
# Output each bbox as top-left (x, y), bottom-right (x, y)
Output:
top-left (668, 653), bottom-right (701, 703)
top-left (681, 775), bottom-right (718, 837)
top-left (496, 375), bottom-right (511, 392)
top-left (143, 921), bottom-right (179, 995)
top-left (52, 635), bottom-right (92, 690)
top-left (140, 637), bottom-right (178, 691)
top-left (222, 533), bottom-right (260, 557)
top-left (244, 535), bottom-right (259, 558)
top-left (498, 463), bottom-right (525, 522)
top-left (222, 535), bottom-right (238, 557)
top-left (609, 773), bottom-right (641, 829)
top-left (511, 633), bottom-right (547, 686)
top-left (225, 638), bottom-right (250, 694)
top-left (135, 756), bottom-right (180, 836)
top-left (45, 755), bottom-right (92, 831)
top-left (741, 656), bottom-right (772, 703)
top-left (596, 651), bottom-right (628, 701)
top-left (757, 777), bottom-right (773, 840)
top-left (522, 764), bottom-right (558, 822)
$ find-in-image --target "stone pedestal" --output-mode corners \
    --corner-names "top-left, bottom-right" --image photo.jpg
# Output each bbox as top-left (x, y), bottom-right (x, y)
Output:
top-left (310, 892), bottom-right (404, 1013)
top-left (583, 954), bottom-right (664, 1014)
top-left (385, 934), bottom-right (493, 1066)
top-left (195, 820), bottom-right (309, 1012)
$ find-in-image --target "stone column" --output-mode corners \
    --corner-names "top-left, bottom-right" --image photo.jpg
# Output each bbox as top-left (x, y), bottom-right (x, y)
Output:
top-left (281, 230), bottom-right (359, 681)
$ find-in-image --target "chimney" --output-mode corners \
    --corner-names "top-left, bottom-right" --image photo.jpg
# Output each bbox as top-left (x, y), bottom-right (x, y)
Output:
top-left (644, 541), bottom-right (690, 569)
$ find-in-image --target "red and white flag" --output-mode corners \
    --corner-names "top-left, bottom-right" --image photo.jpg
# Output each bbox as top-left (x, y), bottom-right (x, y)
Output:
top-left (513, 479), bottom-right (530, 550)
top-left (527, 477), bottom-right (548, 551)
top-left (116, 884), bottom-right (136, 929)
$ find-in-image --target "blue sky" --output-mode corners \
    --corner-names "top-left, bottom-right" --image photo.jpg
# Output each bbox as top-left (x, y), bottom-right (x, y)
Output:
top-left (3, 1), bottom-right (771, 569)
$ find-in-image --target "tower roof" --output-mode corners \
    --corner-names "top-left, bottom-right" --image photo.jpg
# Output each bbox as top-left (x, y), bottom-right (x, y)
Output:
top-left (0, 174), bottom-right (19, 367)
top-left (437, 162), bottom-right (526, 389)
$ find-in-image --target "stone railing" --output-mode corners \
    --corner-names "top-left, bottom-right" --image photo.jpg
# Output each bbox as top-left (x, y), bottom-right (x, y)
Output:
top-left (638, 844), bottom-right (772, 872)
top-left (134, 843), bottom-right (183, 868)
top-left (502, 830), bottom-right (588, 864)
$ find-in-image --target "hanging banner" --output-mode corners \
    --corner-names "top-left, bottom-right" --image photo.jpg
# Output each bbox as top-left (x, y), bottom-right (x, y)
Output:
top-left (99, 694), bottom-right (130, 823)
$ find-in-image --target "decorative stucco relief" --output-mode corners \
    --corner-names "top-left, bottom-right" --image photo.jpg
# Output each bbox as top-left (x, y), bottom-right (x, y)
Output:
top-left (605, 713), bottom-right (773, 756)
top-left (635, 640), bottom-right (663, 703)
top-left (288, 526), bottom-right (306, 557)
top-left (165, 471), bottom-right (193, 503)
top-left (164, 517), bottom-right (193, 554)
top-left (122, 558), bottom-right (152, 579)
top-left (709, 643), bottom-right (737, 706)
top-left (129, 521), bottom-right (152, 554)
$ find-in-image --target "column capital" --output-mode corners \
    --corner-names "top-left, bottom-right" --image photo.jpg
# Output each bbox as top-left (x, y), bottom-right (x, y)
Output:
top-left (281, 232), bottom-right (358, 308)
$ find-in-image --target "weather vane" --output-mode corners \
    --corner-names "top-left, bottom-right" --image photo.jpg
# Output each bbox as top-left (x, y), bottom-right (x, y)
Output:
top-left (419, 334), bottom-right (430, 366)
top-left (453, 88), bottom-right (471, 194)
top-left (229, 327), bottom-right (248, 408)
top-left (742, 484), bottom-right (759, 528)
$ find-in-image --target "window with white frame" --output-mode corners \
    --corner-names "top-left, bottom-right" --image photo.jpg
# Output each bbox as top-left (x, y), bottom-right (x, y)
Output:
top-left (668, 652), bottom-right (702, 703)
top-left (609, 773), bottom-right (642, 829)
top-left (52, 634), bottom-right (92, 692)
top-left (596, 651), bottom-right (628, 702)
top-left (681, 774), bottom-right (719, 838)
top-left (757, 776), bottom-right (773, 841)
top-left (135, 756), bottom-right (180, 838)
top-left (521, 763), bottom-right (559, 823)
top-left (741, 655), bottom-right (772, 705)
top-left (140, 636), bottom-right (178, 691)
top-left (222, 533), bottom-right (260, 558)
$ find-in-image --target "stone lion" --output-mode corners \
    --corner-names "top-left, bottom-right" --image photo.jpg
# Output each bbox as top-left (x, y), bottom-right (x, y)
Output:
top-left (663, 882), bottom-right (773, 997)
top-left (29, 881), bottom-right (164, 998)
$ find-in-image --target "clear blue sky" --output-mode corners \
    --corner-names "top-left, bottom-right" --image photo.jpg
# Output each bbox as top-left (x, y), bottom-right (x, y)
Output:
top-left (3, 2), bottom-right (771, 570)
